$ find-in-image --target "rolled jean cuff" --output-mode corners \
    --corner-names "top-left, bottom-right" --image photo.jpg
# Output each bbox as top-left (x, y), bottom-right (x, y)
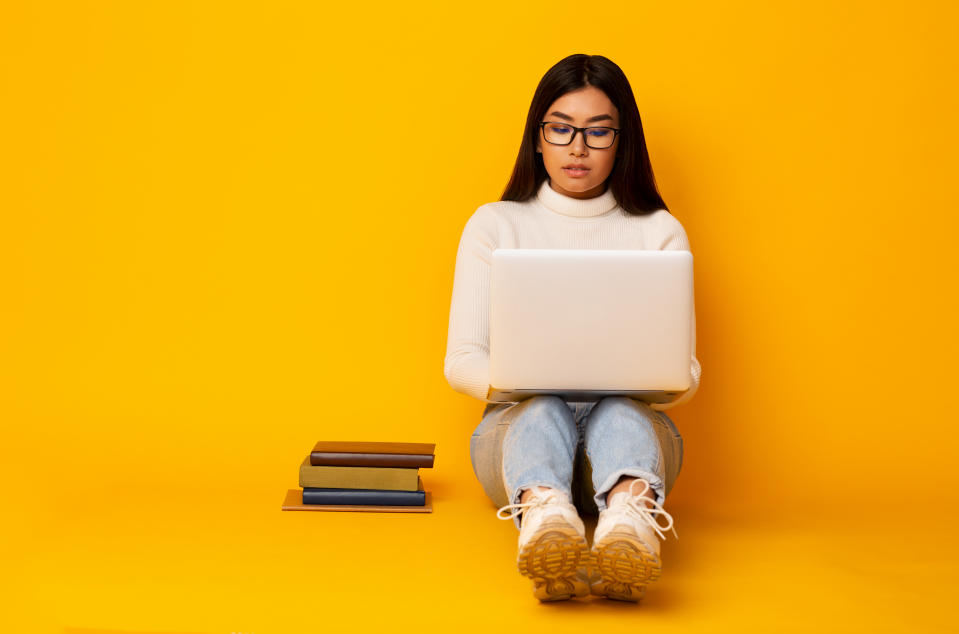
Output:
top-left (592, 468), bottom-right (664, 513)
top-left (505, 480), bottom-right (571, 530)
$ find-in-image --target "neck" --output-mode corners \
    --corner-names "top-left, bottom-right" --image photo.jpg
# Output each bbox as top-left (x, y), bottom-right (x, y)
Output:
top-left (536, 179), bottom-right (619, 218)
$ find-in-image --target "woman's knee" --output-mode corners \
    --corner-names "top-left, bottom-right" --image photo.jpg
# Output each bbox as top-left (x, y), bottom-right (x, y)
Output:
top-left (591, 395), bottom-right (655, 421)
top-left (584, 396), bottom-right (660, 445)
top-left (505, 395), bottom-right (576, 443)
top-left (514, 394), bottom-right (570, 421)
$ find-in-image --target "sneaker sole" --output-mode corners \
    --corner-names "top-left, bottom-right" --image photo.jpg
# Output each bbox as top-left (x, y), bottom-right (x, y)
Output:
top-left (517, 519), bottom-right (591, 602)
top-left (590, 527), bottom-right (662, 602)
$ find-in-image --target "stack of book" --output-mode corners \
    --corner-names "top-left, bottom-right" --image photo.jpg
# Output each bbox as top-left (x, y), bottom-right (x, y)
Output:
top-left (281, 441), bottom-right (435, 513)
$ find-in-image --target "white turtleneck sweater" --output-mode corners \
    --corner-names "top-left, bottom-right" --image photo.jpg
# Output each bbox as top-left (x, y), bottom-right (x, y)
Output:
top-left (444, 179), bottom-right (701, 411)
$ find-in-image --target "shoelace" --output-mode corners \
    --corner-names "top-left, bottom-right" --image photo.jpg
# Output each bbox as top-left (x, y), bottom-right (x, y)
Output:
top-left (495, 487), bottom-right (565, 522)
top-left (614, 478), bottom-right (679, 541)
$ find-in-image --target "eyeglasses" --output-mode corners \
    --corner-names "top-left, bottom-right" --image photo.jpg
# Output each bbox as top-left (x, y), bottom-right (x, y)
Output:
top-left (539, 121), bottom-right (620, 149)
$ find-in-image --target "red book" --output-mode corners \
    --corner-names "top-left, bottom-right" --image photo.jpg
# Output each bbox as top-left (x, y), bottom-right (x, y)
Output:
top-left (309, 441), bottom-right (435, 468)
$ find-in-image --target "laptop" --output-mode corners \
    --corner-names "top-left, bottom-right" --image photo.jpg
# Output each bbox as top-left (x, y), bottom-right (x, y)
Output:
top-left (486, 248), bottom-right (693, 403)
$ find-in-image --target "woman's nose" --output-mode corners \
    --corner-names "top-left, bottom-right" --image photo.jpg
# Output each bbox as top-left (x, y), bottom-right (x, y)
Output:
top-left (569, 130), bottom-right (588, 154)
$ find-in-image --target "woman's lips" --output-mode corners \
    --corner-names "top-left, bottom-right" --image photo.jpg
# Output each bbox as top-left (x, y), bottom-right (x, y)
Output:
top-left (563, 167), bottom-right (590, 177)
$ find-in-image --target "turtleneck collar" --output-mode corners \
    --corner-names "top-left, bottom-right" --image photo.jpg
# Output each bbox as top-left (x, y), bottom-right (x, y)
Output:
top-left (535, 178), bottom-right (619, 218)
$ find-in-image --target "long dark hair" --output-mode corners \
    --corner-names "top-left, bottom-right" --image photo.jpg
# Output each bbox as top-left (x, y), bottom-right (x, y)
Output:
top-left (501, 54), bottom-right (668, 215)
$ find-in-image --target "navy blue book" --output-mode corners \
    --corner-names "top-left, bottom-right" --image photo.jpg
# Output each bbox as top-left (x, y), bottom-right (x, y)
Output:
top-left (302, 476), bottom-right (425, 506)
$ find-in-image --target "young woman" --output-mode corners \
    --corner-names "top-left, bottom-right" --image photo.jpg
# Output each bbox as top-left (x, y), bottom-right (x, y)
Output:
top-left (444, 54), bottom-right (701, 603)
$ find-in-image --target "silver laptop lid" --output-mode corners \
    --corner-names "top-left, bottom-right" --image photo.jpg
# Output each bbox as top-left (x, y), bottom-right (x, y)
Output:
top-left (488, 249), bottom-right (692, 401)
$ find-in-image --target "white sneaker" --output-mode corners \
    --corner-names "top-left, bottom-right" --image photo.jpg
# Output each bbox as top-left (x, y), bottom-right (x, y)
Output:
top-left (590, 478), bottom-right (679, 602)
top-left (497, 486), bottom-right (591, 601)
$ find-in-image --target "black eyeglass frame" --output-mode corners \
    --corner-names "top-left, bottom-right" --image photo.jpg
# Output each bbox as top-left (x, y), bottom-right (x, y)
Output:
top-left (538, 121), bottom-right (621, 149)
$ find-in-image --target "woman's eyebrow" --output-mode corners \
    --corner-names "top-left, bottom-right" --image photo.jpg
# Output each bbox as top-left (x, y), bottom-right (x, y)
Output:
top-left (548, 111), bottom-right (614, 123)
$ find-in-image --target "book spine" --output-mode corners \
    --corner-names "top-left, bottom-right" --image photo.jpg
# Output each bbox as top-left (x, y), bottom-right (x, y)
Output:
top-left (301, 487), bottom-right (426, 506)
top-left (309, 452), bottom-right (434, 468)
top-left (298, 464), bottom-right (420, 490)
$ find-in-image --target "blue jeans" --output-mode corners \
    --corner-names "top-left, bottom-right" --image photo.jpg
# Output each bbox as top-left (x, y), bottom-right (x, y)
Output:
top-left (469, 395), bottom-right (684, 530)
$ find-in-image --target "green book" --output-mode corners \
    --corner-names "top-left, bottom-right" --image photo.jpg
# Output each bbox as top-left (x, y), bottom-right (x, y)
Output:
top-left (298, 456), bottom-right (419, 491)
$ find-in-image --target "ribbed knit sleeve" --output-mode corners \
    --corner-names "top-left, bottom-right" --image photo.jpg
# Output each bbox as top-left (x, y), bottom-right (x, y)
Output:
top-left (444, 206), bottom-right (497, 401)
top-left (650, 218), bottom-right (701, 412)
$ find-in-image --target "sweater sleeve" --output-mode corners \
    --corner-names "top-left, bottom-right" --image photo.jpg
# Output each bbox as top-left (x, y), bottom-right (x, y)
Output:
top-left (650, 216), bottom-right (702, 412)
top-left (444, 207), bottom-right (498, 401)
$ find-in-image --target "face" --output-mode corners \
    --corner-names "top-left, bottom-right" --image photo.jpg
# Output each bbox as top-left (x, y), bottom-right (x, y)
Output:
top-left (536, 85), bottom-right (620, 199)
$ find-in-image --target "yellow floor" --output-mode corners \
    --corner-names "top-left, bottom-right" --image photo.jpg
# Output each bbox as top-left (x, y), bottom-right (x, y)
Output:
top-left (8, 471), bottom-right (957, 634)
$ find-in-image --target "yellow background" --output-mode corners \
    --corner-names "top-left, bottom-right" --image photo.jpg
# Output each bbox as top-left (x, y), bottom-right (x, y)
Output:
top-left (2, 1), bottom-right (957, 632)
